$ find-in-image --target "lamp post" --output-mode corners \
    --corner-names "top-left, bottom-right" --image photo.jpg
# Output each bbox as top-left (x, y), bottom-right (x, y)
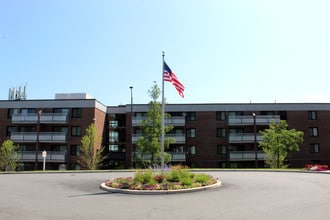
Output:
top-left (34, 110), bottom-right (42, 170)
top-left (252, 112), bottom-right (258, 168)
top-left (129, 86), bottom-right (133, 167)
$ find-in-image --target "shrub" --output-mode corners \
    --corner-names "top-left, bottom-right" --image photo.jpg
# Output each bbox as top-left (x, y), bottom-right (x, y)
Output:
top-left (105, 166), bottom-right (217, 190)
top-left (195, 173), bottom-right (212, 185)
top-left (154, 174), bottom-right (166, 183)
top-left (134, 170), bottom-right (153, 184)
top-left (181, 177), bottom-right (193, 187)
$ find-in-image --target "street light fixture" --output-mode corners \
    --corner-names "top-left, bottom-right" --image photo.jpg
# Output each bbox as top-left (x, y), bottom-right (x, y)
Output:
top-left (252, 112), bottom-right (258, 168)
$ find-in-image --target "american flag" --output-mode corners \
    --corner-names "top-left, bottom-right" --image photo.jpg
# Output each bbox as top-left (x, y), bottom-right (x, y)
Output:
top-left (163, 61), bottom-right (185, 98)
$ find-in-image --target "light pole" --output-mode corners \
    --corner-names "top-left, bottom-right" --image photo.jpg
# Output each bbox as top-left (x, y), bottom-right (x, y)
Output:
top-left (129, 86), bottom-right (133, 167)
top-left (252, 112), bottom-right (258, 168)
top-left (34, 110), bottom-right (42, 170)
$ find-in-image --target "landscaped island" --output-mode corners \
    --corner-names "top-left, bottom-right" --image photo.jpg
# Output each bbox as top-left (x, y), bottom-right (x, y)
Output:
top-left (100, 166), bottom-right (221, 194)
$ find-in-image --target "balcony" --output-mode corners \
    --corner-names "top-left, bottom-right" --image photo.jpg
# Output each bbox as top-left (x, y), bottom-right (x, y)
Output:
top-left (133, 151), bottom-right (186, 162)
top-left (132, 134), bottom-right (185, 144)
top-left (228, 133), bottom-right (263, 143)
top-left (229, 150), bottom-right (266, 161)
top-left (17, 151), bottom-right (66, 163)
top-left (10, 132), bottom-right (67, 143)
top-left (12, 113), bottom-right (68, 124)
top-left (228, 115), bottom-right (280, 126)
top-left (132, 116), bottom-right (185, 126)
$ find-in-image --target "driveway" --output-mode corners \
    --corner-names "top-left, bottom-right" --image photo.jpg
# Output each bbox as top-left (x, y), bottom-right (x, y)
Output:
top-left (0, 171), bottom-right (329, 220)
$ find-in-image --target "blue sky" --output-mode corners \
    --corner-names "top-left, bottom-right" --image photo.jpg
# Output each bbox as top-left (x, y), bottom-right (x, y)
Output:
top-left (1, 0), bottom-right (330, 106)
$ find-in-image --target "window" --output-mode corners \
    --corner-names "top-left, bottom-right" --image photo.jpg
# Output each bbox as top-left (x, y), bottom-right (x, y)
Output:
top-left (309, 127), bottom-right (318, 137)
top-left (71, 126), bottom-right (81, 136)
top-left (217, 128), bottom-right (226, 138)
top-left (72, 108), bottom-right (82, 118)
top-left (53, 126), bottom-right (68, 133)
top-left (21, 108), bottom-right (36, 115)
top-left (228, 111), bottom-right (243, 116)
top-left (109, 120), bottom-right (118, 128)
top-left (308, 111), bottom-right (317, 120)
top-left (53, 108), bottom-right (69, 114)
top-left (7, 108), bottom-right (18, 118)
top-left (20, 126), bottom-right (35, 132)
top-left (187, 145), bottom-right (196, 155)
top-left (186, 112), bottom-right (196, 121)
top-left (109, 131), bottom-right (119, 143)
top-left (186, 128), bottom-right (196, 138)
top-left (216, 111), bottom-right (226, 121)
top-left (6, 126), bottom-right (17, 136)
top-left (70, 145), bottom-right (79, 155)
top-left (217, 145), bottom-right (227, 155)
top-left (310, 144), bottom-right (320, 153)
top-left (109, 144), bottom-right (119, 152)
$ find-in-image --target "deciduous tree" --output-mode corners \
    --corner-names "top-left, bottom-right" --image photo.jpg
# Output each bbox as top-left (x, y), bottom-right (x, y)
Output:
top-left (134, 83), bottom-right (175, 167)
top-left (78, 124), bottom-right (104, 170)
top-left (259, 120), bottom-right (304, 168)
top-left (0, 140), bottom-right (20, 171)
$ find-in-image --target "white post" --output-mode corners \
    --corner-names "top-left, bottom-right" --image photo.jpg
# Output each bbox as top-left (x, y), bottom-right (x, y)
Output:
top-left (42, 150), bottom-right (47, 171)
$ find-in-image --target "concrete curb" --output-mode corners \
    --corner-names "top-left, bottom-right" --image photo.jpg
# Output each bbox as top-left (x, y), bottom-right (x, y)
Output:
top-left (100, 180), bottom-right (222, 195)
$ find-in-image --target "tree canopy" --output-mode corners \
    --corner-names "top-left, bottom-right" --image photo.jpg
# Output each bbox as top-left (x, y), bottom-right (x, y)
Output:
top-left (259, 120), bottom-right (304, 168)
top-left (0, 140), bottom-right (20, 171)
top-left (134, 83), bottom-right (174, 167)
top-left (78, 124), bottom-right (104, 170)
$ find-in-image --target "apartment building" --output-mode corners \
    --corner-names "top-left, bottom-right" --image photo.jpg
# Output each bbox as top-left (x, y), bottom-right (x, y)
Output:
top-left (0, 93), bottom-right (107, 170)
top-left (1, 92), bottom-right (329, 170)
top-left (108, 103), bottom-right (330, 169)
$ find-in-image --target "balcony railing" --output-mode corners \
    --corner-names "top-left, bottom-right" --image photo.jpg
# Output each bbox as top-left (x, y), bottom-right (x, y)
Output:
top-left (228, 115), bottom-right (280, 126)
top-left (133, 151), bottom-right (186, 162)
top-left (132, 134), bottom-right (185, 144)
top-left (229, 150), bottom-right (265, 161)
top-left (12, 113), bottom-right (68, 124)
top-left (10, 132), bottom-right (67, 143)
top-left (16, 151), bottom-right (66, 163)
top-left (132, 116), bottom-right (185, 126)
top-left (228, 133), bottom-right (263, 143)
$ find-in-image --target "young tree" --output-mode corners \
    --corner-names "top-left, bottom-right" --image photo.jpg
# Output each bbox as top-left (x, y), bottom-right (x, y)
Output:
top-left (259, 120), bottom-right (304, 168)
top-left (78, 124), bottom-right (104, 170)
top-left (134, 82), bottom-right (175, 167)
top-left (0, 140), bottom-right (20, 171)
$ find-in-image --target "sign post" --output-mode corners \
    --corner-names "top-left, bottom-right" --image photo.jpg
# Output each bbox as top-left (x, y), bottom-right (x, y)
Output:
top-left (42, 150), bottom-right (47, 171)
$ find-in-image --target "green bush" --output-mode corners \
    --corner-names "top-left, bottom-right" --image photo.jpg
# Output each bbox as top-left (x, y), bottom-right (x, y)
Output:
top-left (181, 177), bottom-right (193, 186)
top-left (134, 170), bottom-right (153, 184)
top-left (195, 173), bottom-right (212, 185)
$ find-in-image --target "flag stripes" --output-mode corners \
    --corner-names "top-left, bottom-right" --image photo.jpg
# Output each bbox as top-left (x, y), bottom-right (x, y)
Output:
top-left (163, 61), bottom-right (185, 98)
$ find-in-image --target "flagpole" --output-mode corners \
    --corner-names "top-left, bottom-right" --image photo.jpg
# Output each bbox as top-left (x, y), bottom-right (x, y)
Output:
top-left (161, 51), bottom-right (165, 169)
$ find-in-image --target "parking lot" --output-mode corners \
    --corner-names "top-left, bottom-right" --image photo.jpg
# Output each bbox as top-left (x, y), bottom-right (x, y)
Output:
top-left (0, 171), bottom-right (329, 220)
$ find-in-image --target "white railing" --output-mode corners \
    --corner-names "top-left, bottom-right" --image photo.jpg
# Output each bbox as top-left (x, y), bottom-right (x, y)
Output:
top-left (133, 151), bottom-right (186, 162)
top-left (16, 151), bottom-right (66, 162)
top-left (12, 113), bottom-right (68, 124)
top-left (132, 116), bottom-right (185, 126)
top-left (229, 150), bottom-right (265, 161)
top-left (228, 133), bottom-right (263, 143)
top-left (10, 132), bottom-right (67, 143)
top-left (228, 115), bottom-right (280, 126)
top-left (132, 134), bottom-right (185, 143)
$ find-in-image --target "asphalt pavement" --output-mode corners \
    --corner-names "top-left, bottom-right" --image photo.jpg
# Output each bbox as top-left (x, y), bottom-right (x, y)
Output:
top-left (0, 171), bottom-right (329, 220)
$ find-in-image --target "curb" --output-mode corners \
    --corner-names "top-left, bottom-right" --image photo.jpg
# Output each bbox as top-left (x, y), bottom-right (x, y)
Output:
top-left (100, 180), bottom-right (222, 195)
